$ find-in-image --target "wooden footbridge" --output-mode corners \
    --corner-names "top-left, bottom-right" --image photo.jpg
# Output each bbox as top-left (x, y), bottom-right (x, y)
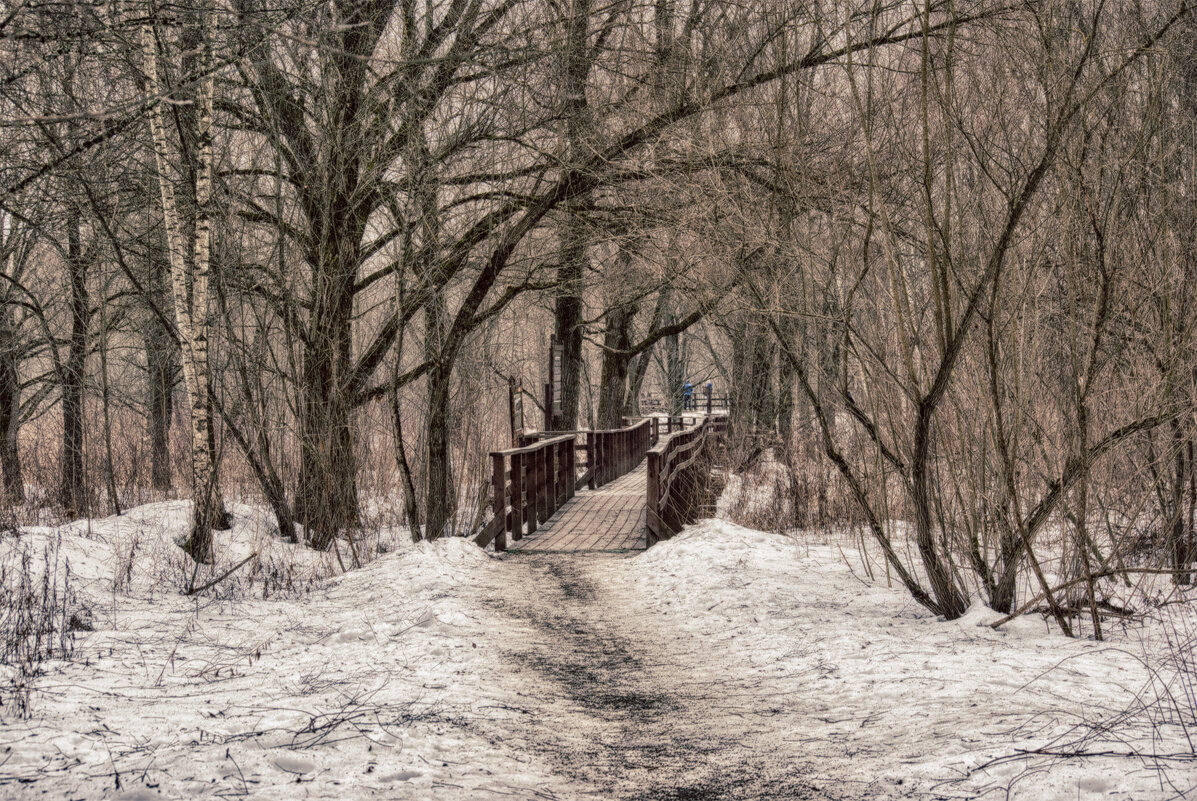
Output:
top-left (474, 414), bottom-right (728, 553)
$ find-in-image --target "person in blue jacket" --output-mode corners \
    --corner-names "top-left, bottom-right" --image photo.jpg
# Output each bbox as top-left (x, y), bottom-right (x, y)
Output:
top-left (682, 381), bottom-right (693, 410)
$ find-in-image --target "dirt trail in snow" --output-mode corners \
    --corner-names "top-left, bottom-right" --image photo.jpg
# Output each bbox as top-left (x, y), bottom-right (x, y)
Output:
top-left (475, 554), bottom-right (841, 801)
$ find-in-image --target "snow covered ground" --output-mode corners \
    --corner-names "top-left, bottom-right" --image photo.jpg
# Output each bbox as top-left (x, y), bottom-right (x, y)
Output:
top-left (0, 504), bottom-right (1194, 799)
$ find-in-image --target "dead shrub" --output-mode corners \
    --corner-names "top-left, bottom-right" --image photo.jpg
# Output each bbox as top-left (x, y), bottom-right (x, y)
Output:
top-left (0, 536), bottom-right (81, 718)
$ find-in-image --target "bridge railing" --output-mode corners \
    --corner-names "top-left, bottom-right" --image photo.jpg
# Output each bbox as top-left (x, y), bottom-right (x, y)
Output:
top-left (624, 414), bottom-right (700, 434)
top-left (587, 418), bottom-right (654, 489)
top-left (475, 434), bottom-right (575, 552)
top-left (515, 417), bottom-right (656, 491)
top-left (640, 394), bottom-right (730, 414)
top-left (646, 414), bottom-right (728, 546)
top-left (478, 417), bottom-right (657, 551)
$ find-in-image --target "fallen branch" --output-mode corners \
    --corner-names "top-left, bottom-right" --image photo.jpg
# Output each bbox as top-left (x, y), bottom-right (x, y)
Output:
top-left (187, 552), bottom-right (257, 596)
top-left (1012, 747), bottom-right (1197, 762)
top-left (977, 745), bottom-right (1197, 772)
top-left (990, 567), bottom-right (1197, 629)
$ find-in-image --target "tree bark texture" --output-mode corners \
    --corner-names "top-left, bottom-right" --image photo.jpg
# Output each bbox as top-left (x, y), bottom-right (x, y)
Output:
top-left (143, 10), bottom-right (222, 561)
top-left (551, 0), bottom-right (594, 431)
top-left (144, 254), bottom-right (176, 492)
top-left (0, 305), bottom-right (23, 505)
top-left (60, 211), bottom-right (87, 518)
top-left (597, 302), bottom-right (636, 428)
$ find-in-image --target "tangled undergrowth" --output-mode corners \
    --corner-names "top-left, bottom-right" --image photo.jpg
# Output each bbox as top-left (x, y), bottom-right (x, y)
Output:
top-left (0, 536), bottom-right (83, 718)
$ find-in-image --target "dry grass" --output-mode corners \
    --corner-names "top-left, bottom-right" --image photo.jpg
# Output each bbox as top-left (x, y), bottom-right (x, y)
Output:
top-left (0, 535), bottom-right (82, 719)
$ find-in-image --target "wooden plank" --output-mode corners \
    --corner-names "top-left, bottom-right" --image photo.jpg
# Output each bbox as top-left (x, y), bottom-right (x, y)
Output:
top-left (646, 451), bottom-right (660, 546)
top-left (491, 433), bottom-right (576, 458)
top-left (505, 461), bottom-right (651, 553)
top-left (528, 447), bottom-right (539, 526)
top-left (474, 515), bottom-right (503, 548)
top-left (586, 432), bottom-right (596, 489)
top-left (492, 453), bottom-right (506, 552)
top-left (510, 452), bottom-right (524, 540)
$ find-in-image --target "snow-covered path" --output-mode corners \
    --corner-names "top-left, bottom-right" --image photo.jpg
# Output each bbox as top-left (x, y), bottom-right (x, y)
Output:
top-left (2, 508), bottom-right (1193, 800)
top-left (473, 554), bottom-right (833, 800)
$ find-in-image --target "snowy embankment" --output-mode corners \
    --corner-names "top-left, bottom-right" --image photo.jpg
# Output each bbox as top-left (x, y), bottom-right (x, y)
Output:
top-left (0, 505), bottom-right (1192, 799)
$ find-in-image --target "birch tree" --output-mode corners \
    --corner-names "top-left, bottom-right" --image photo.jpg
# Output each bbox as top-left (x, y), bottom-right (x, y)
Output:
top-left (141, 3), bottom-right (223, 563)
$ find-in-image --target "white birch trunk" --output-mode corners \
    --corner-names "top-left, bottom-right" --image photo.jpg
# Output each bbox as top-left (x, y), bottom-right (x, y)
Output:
top-left (141, 7), bottom-right (219, 562)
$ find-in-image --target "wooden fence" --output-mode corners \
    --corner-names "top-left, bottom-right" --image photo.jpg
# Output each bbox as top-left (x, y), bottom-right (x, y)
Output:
top-left (641, 394), bottom-right (730, 414)
top-left (587, 418), bottom-right (654, 488)
top-left (476, 417), bottom-right (657, 551)
top-left (645, 415), bottom-right (728, 546)
top-left (474, 434), bottom-right (575, 551)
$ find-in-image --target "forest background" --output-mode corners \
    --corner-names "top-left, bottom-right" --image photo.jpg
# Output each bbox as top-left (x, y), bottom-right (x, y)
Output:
top-left (0, 0), bottom-right (1194, 629)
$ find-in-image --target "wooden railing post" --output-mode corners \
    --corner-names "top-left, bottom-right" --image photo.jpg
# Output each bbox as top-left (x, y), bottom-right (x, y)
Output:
top-left (557, 440), bottom-right (565, 502)
top-left (646, 450), bottom-right (660, 546)
top-left (510, 452), bottom-right (524, 540)
top-left (527, 446), bottom-right (540, 533)
top-left (587, 431), bottom-right (596, 489)
top-left (492, 453), bottom-right (507, 552)
top-left (544, 444), bottom-right (553, 518)
top-left (598, 432), bottom-right (608, 486)
top-left (592, 433), bottom-right (601, 488)
top-left (546, 441), bottom-right (558, 518)
top-left (614, 430), bottom-right (620, 480)
top-left (566, 438), bottom-right (576, 499)
top-left (609, 431), bottom-right (615, 481)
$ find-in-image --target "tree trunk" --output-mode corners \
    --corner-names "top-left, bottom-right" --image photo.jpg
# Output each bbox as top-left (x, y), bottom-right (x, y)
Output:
top-left (145, 254), bottom-right (175, 493)
top-left (623, 289), bottom-right (669, 418)
top-left (663, 325), bottom-right (684, 416)
top-left (597, 302), bottom-right (635, 428)
top-left (142, 12), bottom-right (225, 562)
top-left (97, 273), bottom-right (121, 516)
top-left (553, 232), bottom-right (586, 432)
top-left (729, 321), bottom-right (753, 434)
top-left (295, 282), bottom-right (358, 548)
top-left (391, 386), bottom-right (422, 541)
top-left (1170, 419), bottom-right (1192, 584)
top-left (424, 360), bottom-right (454, 540)
top-left (624, 349), bottom-right (652, 418)
top-left (0, 307), bottom-right (23, 505)
top-left (61, 210), bottom-right (87, 518)
top-left (551, 0), bottom-right (593, 431)
top-left (911, 402), bottom-right (970, 619)
top-left (748, 327), bottom-right (776, 432)
top-left (776, 345), bottom-right (795, 466)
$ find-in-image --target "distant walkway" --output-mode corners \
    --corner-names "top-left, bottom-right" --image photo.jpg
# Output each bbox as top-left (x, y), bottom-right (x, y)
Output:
top-left (477, 414), bottom-right (727, 554)
top-left (507, 463), bottom-right (647, 552)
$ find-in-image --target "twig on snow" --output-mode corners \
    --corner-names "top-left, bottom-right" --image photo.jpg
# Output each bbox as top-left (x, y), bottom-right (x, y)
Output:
top-left (187, 552), bottom-right (257, 596)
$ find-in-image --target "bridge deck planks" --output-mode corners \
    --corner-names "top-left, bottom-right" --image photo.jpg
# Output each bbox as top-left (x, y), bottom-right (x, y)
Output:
top-left (507, 462), bottom-right (648, 552)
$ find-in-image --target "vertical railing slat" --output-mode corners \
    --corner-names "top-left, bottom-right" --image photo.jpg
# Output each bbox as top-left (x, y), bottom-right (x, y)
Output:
top-left (546, 441), bottom-right (557, 519)
top-left (587, 431), bottom-right (596, 489)
top-left (646, 450), bottom-right (660, 546)
top-left (510, 452), bottom-right (524, 541)
top-left (526, 446), bottom-right (539, 534)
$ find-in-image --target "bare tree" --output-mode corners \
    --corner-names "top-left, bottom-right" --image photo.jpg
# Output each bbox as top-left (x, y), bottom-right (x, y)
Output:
top-left (141, 3), bottom-right (225, 562)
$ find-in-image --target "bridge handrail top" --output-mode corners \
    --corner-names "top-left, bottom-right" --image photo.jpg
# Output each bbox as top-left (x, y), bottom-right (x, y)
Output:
top-left (516, 429), bottom-right (589, 438)
top-left (647, 413), bottom-right (726, 455)
top-left (519, 419), bottom-right (653, 439)
top-left (490, 433), bottom-right (576, 457)
top-left (598, 418), bottom-right (653, 434)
